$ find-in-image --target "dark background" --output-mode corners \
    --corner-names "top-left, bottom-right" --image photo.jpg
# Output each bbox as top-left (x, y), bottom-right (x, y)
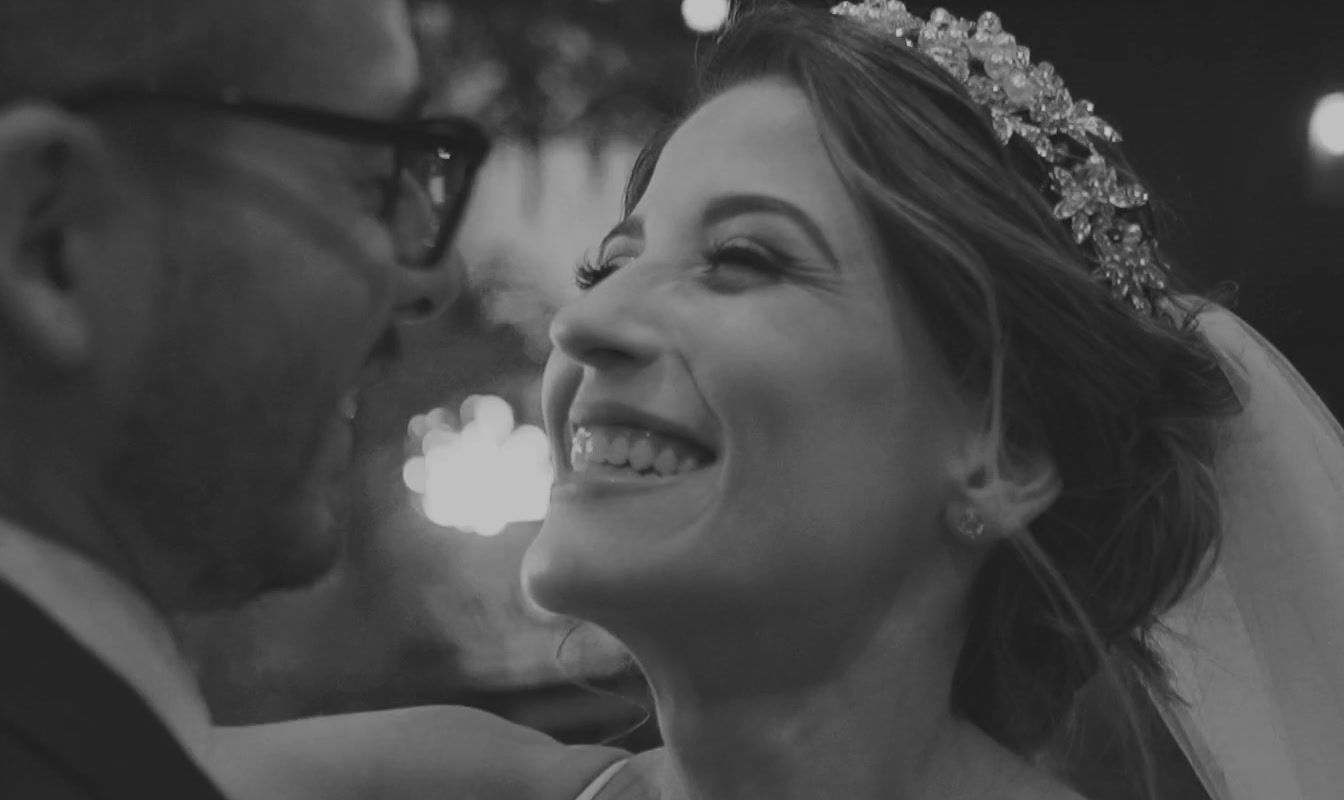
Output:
top-left (792, 0), bottom-right (1344, 407)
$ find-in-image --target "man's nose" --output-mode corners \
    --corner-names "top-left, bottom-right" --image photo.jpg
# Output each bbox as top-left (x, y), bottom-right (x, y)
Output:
top-left (394, 258), bottom-right (460, 322)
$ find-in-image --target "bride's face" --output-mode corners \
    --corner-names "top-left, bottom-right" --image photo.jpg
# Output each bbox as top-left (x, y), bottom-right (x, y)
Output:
top-left (525, 79), bottom-right (974, 637)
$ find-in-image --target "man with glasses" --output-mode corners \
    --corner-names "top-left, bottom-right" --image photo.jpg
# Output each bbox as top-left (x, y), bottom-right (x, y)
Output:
top-left (0, 0), bottom-right (491, 795)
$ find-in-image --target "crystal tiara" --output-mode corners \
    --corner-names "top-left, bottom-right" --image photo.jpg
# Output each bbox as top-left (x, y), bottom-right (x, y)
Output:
top-left (831, 1), bottom-right (1169, 316)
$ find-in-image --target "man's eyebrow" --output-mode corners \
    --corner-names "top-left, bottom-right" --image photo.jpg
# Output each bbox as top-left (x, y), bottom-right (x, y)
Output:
top-left (599, 216), bottom-right (645, 254)
top-left (702, 193), bottom-right (839, 265)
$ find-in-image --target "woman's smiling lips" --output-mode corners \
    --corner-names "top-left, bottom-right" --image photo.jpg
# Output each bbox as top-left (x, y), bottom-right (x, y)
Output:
top-left (551, 401), bottom-right (719, 498)
top-left (559, 401), bottom-right (717, 469)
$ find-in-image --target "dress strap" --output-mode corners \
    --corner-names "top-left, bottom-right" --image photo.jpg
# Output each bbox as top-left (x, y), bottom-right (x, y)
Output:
top-left (573, 758), bottom-right (630, 800)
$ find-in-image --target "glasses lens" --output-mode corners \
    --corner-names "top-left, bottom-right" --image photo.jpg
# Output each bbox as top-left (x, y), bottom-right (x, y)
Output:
top-left (394, 146), bottom-right (473, 265)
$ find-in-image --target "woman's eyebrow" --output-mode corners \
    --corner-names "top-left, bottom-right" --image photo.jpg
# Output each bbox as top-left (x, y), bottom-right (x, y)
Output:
top-left (599, 216), bottom-right (645, 254)
top-left (701, 192), bottom-right (838, 265)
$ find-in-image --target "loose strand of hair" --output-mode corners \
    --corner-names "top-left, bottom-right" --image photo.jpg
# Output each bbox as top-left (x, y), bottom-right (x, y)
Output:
top-left (1011, 533), bottom-right (1161, 800)
top-left (554, 621), bottom-right (653, 747)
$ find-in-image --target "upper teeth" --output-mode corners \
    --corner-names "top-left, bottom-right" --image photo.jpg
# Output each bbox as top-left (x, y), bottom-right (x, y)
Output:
top-left (570, 424), bottom-right (707, 477)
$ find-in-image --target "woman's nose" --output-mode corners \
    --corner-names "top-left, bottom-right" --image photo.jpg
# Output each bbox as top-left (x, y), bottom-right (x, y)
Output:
top-left (549, 275), bottom-right (664, 372)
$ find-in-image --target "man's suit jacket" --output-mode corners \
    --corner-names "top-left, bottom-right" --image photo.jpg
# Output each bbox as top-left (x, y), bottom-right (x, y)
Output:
top-left (0, 579), bottom-right (228, 799)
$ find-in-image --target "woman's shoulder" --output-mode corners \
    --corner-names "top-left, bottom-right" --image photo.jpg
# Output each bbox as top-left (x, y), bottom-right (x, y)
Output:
top-left (942, 724), bottom-right (1090, 800)
top-left (208, 705), bottom-right (629, 800)
top-left (1007, 767), bottom-right (1090, 800)
top-left (580, 749), bottom-right (664, 800)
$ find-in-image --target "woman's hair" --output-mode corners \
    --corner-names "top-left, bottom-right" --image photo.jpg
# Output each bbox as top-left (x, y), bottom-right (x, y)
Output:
top-left (621, 4), bottom-right (1239, 758)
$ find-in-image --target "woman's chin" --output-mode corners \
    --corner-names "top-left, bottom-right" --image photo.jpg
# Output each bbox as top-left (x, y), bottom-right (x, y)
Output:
top-left (520, 519), bottom-right (614, 619)
top-left (522, 512), bottom-right (680, 624)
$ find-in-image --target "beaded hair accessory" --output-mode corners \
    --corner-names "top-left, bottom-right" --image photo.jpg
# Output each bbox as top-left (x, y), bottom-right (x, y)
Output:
top-left (831, 1), bottom-right (1169, 316)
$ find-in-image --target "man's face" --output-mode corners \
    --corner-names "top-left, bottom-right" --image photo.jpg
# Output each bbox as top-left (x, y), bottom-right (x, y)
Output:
top-left (104, 0), bottom-right (434, 608)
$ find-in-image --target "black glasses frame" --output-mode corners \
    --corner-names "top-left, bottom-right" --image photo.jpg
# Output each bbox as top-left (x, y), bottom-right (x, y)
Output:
top-left (58, 87), bottom-right (491, 266)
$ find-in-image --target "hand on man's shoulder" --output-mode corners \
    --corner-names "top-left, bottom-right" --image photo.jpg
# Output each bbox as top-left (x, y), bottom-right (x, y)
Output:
top-left (209, 705), bottom-right (628, 800)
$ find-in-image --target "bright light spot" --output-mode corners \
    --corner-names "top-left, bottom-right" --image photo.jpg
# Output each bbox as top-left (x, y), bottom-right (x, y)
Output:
top-left (462, 394), bottom-right (515, 443)
top-left (423, 427), bottom-right (457, 453)
top-left (682, 0), bottom-right (730, 34)
top-left (425, 407), bottom-right (455, 431)
top-left (1310, 93), bottom-right (1344, 157)
top-left (403, 456), bottom-right (427, 494)
top-left (405, 396), bottom-right (554, 537)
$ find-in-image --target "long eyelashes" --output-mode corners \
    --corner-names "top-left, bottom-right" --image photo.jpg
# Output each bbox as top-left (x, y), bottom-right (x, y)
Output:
top-left (708, 243), bottom-right (777, 274)
top-left (574, 257), bottom-right (619, 290)
top-left (573, 242), bottom-right (782, 291)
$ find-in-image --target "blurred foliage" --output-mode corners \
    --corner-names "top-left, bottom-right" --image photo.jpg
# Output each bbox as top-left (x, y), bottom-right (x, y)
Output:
top-left (414, 0), bottom-right (709, 147)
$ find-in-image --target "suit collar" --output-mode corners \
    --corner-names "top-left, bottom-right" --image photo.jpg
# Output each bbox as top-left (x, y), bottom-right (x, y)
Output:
top-left (0, 576), bottom-right (227, 797)
top-left (0, 518), bottom-right (212, 759)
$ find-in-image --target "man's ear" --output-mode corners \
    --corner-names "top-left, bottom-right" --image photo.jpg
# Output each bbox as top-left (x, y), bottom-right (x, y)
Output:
top-left (947, 432), bottom-right (1062, 542)
top-left (0, 105), bottom-right (113, 369)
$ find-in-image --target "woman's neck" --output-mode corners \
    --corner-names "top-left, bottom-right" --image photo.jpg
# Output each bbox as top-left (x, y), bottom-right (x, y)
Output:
top-left (625, 597), bottom-right (995, 800)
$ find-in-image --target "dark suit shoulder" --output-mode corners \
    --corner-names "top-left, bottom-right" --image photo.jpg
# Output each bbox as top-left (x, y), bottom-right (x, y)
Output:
top-left (0, 579), bottom-right (227, 799)
top-left (0, 725), bottom-right (94, 799)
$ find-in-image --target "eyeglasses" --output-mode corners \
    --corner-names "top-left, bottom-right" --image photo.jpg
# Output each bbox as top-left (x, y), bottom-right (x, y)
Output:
top-left (59, 88), bottom-right (491, 267)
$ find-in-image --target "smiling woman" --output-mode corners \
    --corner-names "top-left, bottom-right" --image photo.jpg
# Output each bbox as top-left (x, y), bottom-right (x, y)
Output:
top-left (518, 4), bottom-right (1253, 800)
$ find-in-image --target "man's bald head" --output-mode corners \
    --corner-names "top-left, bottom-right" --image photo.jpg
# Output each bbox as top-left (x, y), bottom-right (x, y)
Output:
top-left (1, 1), bottom-right (219, 100)
top-left (0, 0), bottom-right (422, 111)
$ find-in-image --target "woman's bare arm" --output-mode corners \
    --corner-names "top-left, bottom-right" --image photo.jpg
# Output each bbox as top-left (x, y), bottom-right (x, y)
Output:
top-left (206, 705), bottom-right (629, 800)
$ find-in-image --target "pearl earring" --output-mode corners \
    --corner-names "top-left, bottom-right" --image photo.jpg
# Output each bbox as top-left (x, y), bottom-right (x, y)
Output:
top-left (956, 509), bottom-right (986, 542)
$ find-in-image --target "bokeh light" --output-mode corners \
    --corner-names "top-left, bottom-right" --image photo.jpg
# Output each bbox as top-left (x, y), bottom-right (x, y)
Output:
top-left (1309, 93), bottom-right (1344, 157)
top-left (405, 395), bottom-right (553, 536)
top-left (682, 0), bottom-right (730, 34)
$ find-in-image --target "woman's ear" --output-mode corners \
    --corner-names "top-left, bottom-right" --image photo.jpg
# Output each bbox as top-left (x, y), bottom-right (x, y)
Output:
top-left (947, 434), bottom-right (1061, 543)
top-left (0, 104), bottom-right (113, 369)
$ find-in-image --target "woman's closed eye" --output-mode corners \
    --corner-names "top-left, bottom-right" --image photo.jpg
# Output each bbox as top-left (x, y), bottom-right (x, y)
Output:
top-left (574, 239), bottom-right (790, 291)
top-left (574, 252), bottom-right (635, 290)
top-left (698, 239), bottom-right (787, 291)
